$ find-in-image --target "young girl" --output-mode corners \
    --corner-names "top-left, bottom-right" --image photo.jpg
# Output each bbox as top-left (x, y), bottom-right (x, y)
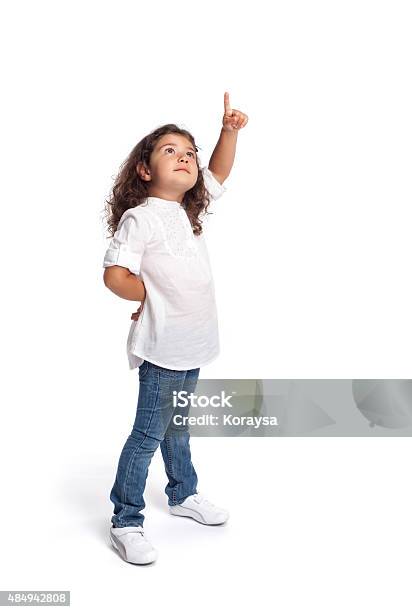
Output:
top-left (103, 92), bottom-right (248, 565)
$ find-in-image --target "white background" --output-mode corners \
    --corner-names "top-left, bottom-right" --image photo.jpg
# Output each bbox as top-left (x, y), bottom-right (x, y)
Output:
top-left (1, 0), bottom-right (412, 609)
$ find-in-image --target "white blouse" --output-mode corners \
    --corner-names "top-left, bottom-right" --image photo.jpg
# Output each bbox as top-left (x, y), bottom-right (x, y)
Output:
top-left (103, 167), bottom-right (227, 371)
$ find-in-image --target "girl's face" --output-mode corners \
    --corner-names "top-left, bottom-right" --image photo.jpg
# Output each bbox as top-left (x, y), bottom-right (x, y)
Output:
top-left (138, 133), bottom-right (199, 202)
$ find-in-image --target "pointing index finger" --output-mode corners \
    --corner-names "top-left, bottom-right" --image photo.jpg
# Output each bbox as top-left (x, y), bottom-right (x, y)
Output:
top-left (224, 91), bottom-right (232, 116)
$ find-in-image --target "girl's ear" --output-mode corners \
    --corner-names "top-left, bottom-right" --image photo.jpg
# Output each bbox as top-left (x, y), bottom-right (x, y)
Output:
top-left (136, 161), bottom-right (151, 182)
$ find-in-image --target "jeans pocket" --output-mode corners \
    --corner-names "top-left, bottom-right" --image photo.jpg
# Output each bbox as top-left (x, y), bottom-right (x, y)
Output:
top-left (138, 360), bottom-right (150, 378)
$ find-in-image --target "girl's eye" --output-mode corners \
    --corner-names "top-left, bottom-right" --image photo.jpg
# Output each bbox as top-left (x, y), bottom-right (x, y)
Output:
top-left (165, 147), bottom-right (194, 158)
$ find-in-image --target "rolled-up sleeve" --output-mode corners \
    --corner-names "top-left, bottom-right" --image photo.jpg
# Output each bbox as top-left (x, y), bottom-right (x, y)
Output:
top-left (103, 209), bottom-right (151, 276)
top-left (201, 166), bottom-right (227, 200)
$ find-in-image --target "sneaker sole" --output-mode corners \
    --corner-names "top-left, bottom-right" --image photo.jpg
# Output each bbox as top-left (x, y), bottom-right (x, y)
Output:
top-left (109, 532), bottom-right (158, 565)
top-left (169, 505), bottom-right (228, 525)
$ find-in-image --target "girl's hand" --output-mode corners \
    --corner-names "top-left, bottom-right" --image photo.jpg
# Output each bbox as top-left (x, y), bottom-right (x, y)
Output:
top-left (131, 302), bottom-right (144, 321)
top-left (222, 91), bottom-right (248, 132)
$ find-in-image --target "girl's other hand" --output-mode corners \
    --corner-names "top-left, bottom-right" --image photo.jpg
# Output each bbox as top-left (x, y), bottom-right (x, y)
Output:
top-left (222, 91), bottom-right (248, 132)
top-left (131, 302), bottom-right (144, 321)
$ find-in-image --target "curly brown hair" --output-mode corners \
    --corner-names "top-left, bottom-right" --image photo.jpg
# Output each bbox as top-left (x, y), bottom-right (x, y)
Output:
top-left (103, 123), bottom-right (215, 239)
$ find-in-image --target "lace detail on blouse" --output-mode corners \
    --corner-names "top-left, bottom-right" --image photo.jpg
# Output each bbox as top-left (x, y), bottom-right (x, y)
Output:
top-left (147, 203), bottom-right (198, 258)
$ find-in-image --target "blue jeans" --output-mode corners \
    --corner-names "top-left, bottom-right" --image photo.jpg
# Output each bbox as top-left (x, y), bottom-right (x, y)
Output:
top-left (110, 359), bottom-right (200, 527)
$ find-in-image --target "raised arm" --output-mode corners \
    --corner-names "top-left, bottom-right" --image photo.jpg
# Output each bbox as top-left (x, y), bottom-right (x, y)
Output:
top-left (208, 91), bottom-right (248, 184)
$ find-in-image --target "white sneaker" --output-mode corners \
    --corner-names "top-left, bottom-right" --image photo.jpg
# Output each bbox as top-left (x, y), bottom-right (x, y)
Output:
top-left (110, 525), bottom-right (158, 564)
top-left (169, 493), bottom-right (229, 525)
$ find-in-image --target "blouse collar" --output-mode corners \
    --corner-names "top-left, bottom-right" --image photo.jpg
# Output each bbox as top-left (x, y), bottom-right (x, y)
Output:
top-left (146, 196), bottom-right (184, 209)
